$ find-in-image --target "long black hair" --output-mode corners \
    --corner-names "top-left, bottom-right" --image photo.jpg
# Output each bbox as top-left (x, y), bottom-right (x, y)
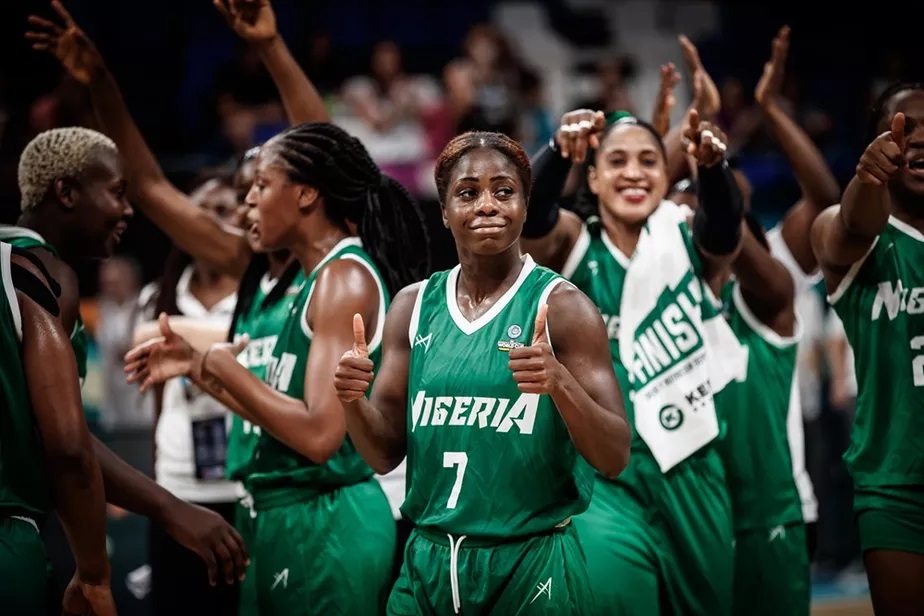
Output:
top-left (264, 122), bottom-right (431, 295)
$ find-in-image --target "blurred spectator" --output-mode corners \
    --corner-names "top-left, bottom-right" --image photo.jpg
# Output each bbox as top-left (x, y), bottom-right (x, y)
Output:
top-left (339, 40), bottom-right (442, 196)
top-left (96, 256), bottom-right (151, 431)
top-left (572, 55), bottom-right (638, 116)
top-left (444, 23), bottom-right (530, 139)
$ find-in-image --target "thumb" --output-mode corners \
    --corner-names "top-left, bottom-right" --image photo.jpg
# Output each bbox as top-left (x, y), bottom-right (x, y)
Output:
top-left (230, 334), bottom-right (250, 356)
top-left (891, 112), bottom-right (906, 150)
top-left (352, 313), bottom-right (368, 357)
top-left (532, 303), bottom-right (549, 346)
top-left (157, 312), bottom-right (174, 340)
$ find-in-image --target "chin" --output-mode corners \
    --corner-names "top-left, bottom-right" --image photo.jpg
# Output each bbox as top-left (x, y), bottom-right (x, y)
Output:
top-left (602, 199), bottom-right (661, 226)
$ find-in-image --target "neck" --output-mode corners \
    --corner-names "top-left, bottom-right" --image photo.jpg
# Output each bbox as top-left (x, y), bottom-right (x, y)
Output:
top-left (290, 215), bottom-right (351, 275)
top-left (191, 263), bottom-right (228, 287)
top-left (17, 211), bottom-right (72, 260)
top-left (599, 209), bottom-right (645, 257)
top-left (455, 242), bottom-right (524, 303)
top-left (266, 250), bottom-right (295, 279)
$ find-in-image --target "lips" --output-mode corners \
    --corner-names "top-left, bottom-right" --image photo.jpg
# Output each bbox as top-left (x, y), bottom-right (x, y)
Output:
top-left (618, 186), bottom-right (650, 204)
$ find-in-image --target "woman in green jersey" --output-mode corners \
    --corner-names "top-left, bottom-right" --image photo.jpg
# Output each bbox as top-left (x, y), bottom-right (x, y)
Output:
top-left (516, 109), bottom-right (745, 616)
top-left (811, 82), bottom-right (924, 614)
top-left (333, 131), bottom-right (631, 615)
top-left (125, 121), bottom-right (431, 615)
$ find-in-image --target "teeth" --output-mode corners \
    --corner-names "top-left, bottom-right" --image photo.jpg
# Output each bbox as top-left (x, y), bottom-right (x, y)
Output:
top-left (620, 188), bottom-right (648, 197)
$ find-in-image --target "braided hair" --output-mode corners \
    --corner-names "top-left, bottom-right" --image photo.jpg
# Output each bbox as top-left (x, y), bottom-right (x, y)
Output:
top-left (264, 122), bottom-right (431, 295)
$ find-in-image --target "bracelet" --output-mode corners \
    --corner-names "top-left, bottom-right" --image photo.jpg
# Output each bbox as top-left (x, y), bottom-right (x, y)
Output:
top-left (198, 346), bottom-right (224, 394)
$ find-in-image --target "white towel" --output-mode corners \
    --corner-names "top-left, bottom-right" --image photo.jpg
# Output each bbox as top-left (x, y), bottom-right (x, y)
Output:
top-left (619, 201), bottom-right (746, 472)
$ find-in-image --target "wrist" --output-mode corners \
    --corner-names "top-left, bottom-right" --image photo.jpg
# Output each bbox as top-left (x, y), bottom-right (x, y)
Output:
top-left (253, 34), bottom-right (282, 53)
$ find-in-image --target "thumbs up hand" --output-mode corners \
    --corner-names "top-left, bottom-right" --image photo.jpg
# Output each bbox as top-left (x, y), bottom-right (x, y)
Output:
top-left (334, 313), bottom-right (375, 403)
top-left (508, 304), bottom-right (562, 394)
top-left (857, 112), bottom-right (906, 186)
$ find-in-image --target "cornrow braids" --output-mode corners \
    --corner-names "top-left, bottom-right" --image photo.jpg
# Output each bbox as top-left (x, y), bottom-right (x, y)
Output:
top-left (18, 127), bottom-right (119, 211)
top-left (434, 131), bottom-right (532, 205)
top-left (868, 81), bottom-right (924, 142)
top-left (266, 122), bottom-right (431, 294)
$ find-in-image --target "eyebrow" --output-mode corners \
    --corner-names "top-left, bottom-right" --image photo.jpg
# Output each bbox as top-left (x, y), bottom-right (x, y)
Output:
top-left (457, 174), bottom-right (516, 182)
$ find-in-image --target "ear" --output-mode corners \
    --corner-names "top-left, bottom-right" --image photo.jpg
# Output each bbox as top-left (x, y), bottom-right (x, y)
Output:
top-left (53, 178), bottom-right (78, 210)
top-left (440, 204), bottom-right (450, 229)
top-left (296, 185), bottom-right (320, 213)
top-left (586, 165), bottom-right (601, 196)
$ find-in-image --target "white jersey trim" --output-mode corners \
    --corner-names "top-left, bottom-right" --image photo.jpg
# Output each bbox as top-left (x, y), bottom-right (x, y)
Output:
top-left (732, 283), bottom-right (802, 349)
top-left (0, 243), bottom-right (22, 341)
top-left (446, 255), bottom-right (536, 336)
top-left (786, 369), bottom-right (818, 523)
top-left (407, 278), bottom-right (430, 347)
top-left (888, 215), bottom-right (924, 243)
top-left (537, 278), bottom-right (567, 355)
top-left (828, 236), bottom-right (879, 305)
top-left (299, 237), bottom-right (364, 339)
top-left (561, 226), bottom-right (590, 279)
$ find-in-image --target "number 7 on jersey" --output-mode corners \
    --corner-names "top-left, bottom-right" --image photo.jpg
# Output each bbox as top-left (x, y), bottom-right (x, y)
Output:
top-left (443, 451), bottom-right (468, 509)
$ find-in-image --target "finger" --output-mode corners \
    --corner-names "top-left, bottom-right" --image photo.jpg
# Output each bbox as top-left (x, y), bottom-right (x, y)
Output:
top-left (879, 142), bottom-right (904, 166)
top-left (24, 32), bottom-right (53, 42)
top-left (221, 531), bottom-right (249, 581)
top-left (27, 15), bottom-right (63, 33)
top-left (688, 108), bottom-right (700, 132)
top-left (212, 539), bottom-right (235, 585)
top-left (230, 334), bottom-right (250, 356)
top-left (511, 369), bottom-right (548, 384)
top-left (891, 112), bottom-right (906, 150)
top-left (334, 379), bottom-right (373, 396)
top-left (856, 169), bottom-right (883, 186)
top-left (507, 357), bottom-right (547, 372)
top-left (555, 127), bottom-right (570, 159)
top-left (213, 0), bottom-right (234, 24)
top-left (335, 365), bottom-right (375, 382)
top-left (158, 312), bottom-right (175, 339)
top-left (678, 34), bottom-right (701, 69)
top-left (517, 382), bottom-right (548, 394)
top-left (532, 303), bottom-right (549, 345)
top-left (507, 346), bottom-right (542, 362)
top-left (124, 337), bottom-right (162, 362)
top-left (352, 313), bottom-right (368, 356)
top-left (31, 43), bottom-right (50, 51)
top-left (339, 355), bottom-right (375, 373)
top-left (573, 123), bottom-right (594, 164)
top-left (51, 0), bottom-right (76, 26)
top-left (201, 548), bottom-right (219, 586)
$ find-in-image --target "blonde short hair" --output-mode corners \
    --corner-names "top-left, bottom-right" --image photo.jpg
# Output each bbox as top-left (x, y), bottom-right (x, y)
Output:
top-left (18, 127), bottom-right (119, 211)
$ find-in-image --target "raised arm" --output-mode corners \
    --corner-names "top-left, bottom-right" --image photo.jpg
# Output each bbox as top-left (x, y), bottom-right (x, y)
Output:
top-left (755, 26), bottom-right (840, 274)
top-left (214, 0), bottom-right (329, 125)
top-left (519, 109), bottom-right (603, 271)
top-left (811, 113), bottom-right (904, 292)
top-left (731, 223), bottom-right (796, 336)
top-left (26, 2), bottom-right (250, 276)
top-left (334, 283), bottom-right (419, 475)
top-left (508, 284), bottom-right (630, 477)
top-left (15, 259), bottom-right (114, 614)
top-left (686, 111), bottom-right (745, 282)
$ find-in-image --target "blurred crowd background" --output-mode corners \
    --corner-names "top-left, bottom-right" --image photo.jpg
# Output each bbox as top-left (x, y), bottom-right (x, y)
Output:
top-left (1, 0), bottom-right (920, 612)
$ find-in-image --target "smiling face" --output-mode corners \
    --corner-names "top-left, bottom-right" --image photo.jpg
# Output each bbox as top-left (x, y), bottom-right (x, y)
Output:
top-left (68, 148), bottom-right (133, 258)
top-left (441, 147), bottom-right (526, 256)
top-left (588, 123), bottom-right (668, 227)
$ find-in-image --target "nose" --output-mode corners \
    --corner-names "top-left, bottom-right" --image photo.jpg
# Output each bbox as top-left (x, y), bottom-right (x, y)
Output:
top-left (245, 183), bottom-right (258, 208)
top-left (474, 190), bottom-right (499, 217)
top-left (622, 159), bottom-right (644, 180)
top-left (123, 200), bottom-right (135, 218)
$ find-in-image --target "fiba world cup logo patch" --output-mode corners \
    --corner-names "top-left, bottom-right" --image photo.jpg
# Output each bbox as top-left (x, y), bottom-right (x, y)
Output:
top-left (497, 323), bottom-right (525, 352)
top-left (659, 404), bottom-right (684, 431)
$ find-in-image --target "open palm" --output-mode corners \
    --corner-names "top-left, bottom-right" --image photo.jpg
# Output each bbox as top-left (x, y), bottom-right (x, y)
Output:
top-left (26, 1), bottom-right (105, 85)
top-left (124, 314), bottom-right (197, 392)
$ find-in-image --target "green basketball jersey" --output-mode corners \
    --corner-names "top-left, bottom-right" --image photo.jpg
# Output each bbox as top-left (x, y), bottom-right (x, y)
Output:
top-left (401, 255), bottom-right (593, 538)
top-left (245, 238), bottom-right (384, 498)
top-left (831, 217), bottom-right (924, 487)
top-left (561, 219), bottom-right (707, 447)
top-left (0, 242), bottom-right (52, 519)
top-left (719, 282), bottom-right (803, 531)
top-left (0, 226), bottom-right (87, 383)
top-left (226, 267), bottom-right (306, 482)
